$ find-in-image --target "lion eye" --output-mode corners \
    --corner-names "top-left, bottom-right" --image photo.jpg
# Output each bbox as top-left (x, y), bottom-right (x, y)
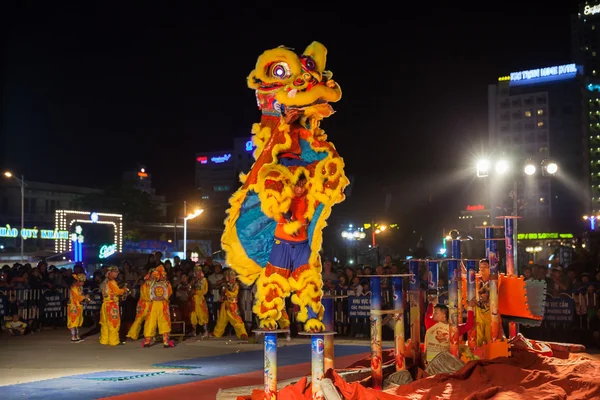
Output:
top-left (269, 62), bottom-right (291, 79)
top-left (302, 56), bottom-right (316, 71)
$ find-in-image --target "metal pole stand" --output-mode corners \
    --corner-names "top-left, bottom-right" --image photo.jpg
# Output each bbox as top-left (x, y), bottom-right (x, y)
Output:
top-left (497, 216), bottom-right (522, 339)
top-left (359, 273), bottom-right (413, 387)
top-left (298, 331), bottom-right (336, 400)
top-left (465, 259), bottom-right (478, 349)
top-left (408, 260), bottom-right (421, 368)
top-left (253, 329), bottom-right (289, 399)
top-left (447, 259), bottom-right (460, 357)
top-left (322, 296), bottom-right (346, 373)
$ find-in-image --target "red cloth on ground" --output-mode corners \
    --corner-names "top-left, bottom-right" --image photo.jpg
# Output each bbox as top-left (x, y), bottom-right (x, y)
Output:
top-left (238, 349), bottom-right (600, 400)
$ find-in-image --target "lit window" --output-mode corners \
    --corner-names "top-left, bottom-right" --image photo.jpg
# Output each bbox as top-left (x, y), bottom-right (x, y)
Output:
top-left (537, 121), bottom-right (544, 127)
top-left (201, 195), bottom-right (210, 200)
top-left (536, 109), bottom-right (544, 116)
top-left (524, 110), bottom-right (532, 117)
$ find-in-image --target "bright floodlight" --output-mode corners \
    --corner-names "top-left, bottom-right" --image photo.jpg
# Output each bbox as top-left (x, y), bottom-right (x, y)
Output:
top-left (546, 162), bottom-right (558, 175)
top-left (3, 172), bottom-right (12, 178)
top-left (476, 159), bottom-right (490, 177)
top-left (495, 160), bottom-right (509, 174)
top-left (524, 162), bottom-right (536, 176)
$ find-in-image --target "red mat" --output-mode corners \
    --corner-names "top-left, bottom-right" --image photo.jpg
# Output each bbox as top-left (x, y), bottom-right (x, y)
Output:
top-left (241, 349), bottom-right (600, 400)
top-left (101, 352), bottom-right (368, 400)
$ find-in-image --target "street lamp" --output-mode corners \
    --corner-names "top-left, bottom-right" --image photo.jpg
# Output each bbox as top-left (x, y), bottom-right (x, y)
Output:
top-left (3, 171), bottom-right (25, 263)
top-left (476, 159), bottom-right (490, 177)
top-left (183, 209), bottom-right (203, 260)
top-left (525, 246), bottom-right (543, 263)
top-left (524, 160), bottom-right (536, 176)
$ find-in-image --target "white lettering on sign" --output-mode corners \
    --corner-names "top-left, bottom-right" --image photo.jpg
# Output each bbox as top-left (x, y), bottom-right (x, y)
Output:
top-left (509, 63), bottom-right (577, 82)
top-left (0, 225), bottom-right (68, 240)
top-left (99, 244), bottom-right (117, 259)
top-left (585, 4), bottom-right (600, 15)
top-left (211, 154), bottom-right (231, 163)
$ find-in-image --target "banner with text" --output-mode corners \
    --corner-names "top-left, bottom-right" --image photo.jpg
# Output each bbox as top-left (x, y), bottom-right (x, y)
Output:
top-left (347, 296), bottom-right (371, 318)
top-left (543, 296), bottom-right (574, 323)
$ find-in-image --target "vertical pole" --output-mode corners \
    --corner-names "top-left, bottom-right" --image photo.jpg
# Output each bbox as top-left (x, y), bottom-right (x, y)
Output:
top-left (427, 261), bottom-right (439, 297)
top-left (447, 259), bottom-right (459, 357)
top-left (264, 332), bottom-right (277, 399)
top-left (311, 334), bottom-right (325, 400)
top-left (485, 227), bottom-right (501, 342)
top-left (371, 220), bottom-right (376, 247)
top-left (451, 240), bottom-right (463, 330)
top-left (512, 179), bottom-right (518, 271)
top-left (183, 218), bottom-right (187, 260)
top-left (408, 259), bottom-right (421, 367)
top-left (466, 259), bottom-right (477, 349)
top-left (391, 277), bottom-right (405, 371)
top-left (20, 176), bottom-right (24, 263)
top-left (369, 276), bottom-right (382, 390)
top-left (451, 239), bottom-right (461, 259)
top-left (504, 217), bottom-right (517, 338)
top-left (322, 297), bottom-right (334, 372)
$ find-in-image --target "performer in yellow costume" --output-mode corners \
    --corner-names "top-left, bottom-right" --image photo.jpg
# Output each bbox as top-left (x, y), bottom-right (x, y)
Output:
top-left (126, 269), bottom-right (152, 340)
top-left (212, 269), bottom-right (248, 339)
top-left (189, 265), bottom-right (209, 337)
top-left (67, 273), bottom-right (89, 342)
top-left (99, 266), bottom-right (129, 346)
top-left (142, 265), bottom-right (175, 348)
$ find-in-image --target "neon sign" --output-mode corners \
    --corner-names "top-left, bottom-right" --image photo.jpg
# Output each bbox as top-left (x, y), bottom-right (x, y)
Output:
top-left (0, 225), bottom-right (69, 240)
top-left (99, 244), bottom-right (117, 259)
top-left (517, 232), bottom-right (574, 240)
top-left (585, 4), bottom-right (600, 15)
top-left (466, 204), bottom-right (485, 211)
top-left (211, 154), bottom-right (231, 163)
top-left (197, 156), bottom-right (208, 164)
top-left (509, 64), bottom-right (577, 86)
top-left (245, 140), bottom-right (253, 151)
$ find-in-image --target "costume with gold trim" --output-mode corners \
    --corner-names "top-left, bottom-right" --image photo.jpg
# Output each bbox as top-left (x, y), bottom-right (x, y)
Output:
top-left (212, 269), bottom-right (248, 339)
top-left (142, 265), bottom-right (175, 348)
top-left (221, 42), bottom-right (348, 332)
top-left (99, 266), bottom-right (128, 346)
top-left (68, 273), bottom-right (89, 341)
top-left (126, 269), bottom-right (152, 341)
top-left (189, 265), bottom-right (209, 336)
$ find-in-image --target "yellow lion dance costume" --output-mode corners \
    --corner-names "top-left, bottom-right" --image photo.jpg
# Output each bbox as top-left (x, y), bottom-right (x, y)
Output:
top-left (222, 41), bottom-right (348, 332)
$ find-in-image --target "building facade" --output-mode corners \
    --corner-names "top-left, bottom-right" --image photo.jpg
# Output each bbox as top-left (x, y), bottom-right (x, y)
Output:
top-left (488, 63), bottom-right (588, 232)
top-left (122, 166), bottom-right (167, 217)
top-left (195, 137), bottom-right (255, 223)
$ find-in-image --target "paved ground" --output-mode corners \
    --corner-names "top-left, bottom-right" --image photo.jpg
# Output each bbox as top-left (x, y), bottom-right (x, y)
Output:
top-left (0, 329), bottom-right (373, 387)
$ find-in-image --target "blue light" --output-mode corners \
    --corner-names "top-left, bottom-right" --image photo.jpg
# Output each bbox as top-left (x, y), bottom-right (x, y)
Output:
top-left (90, 212), bottom-right (98, 223)
top-left (509, 63), bottom-right (578, 87)
top-left (245, 140), bottom-right (254, 152)
top-left (211, 154), bottom-right (231, 163)
top-left (588, 83), bottom-right (600, 92)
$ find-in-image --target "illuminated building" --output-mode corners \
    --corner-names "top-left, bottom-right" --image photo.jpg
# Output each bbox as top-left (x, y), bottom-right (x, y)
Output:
top-left (122, 166), bottom-right (167, 217)
top-left (195, 137), bottom-right (255, 222)
top-left (488, 63), bottom-right (588, 231)
top-left (573, 2), bottom-right (600, 213)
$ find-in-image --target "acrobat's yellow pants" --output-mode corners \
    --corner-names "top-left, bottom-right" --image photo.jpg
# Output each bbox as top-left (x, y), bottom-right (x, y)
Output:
top-left (67, 304), bottom-right (83, 329)
top-left (99, 301), bottom-right (121, 346)
top-left (213, 301), bottom-right (248, 338)
top-left (476, 307), bottom-right (491, 346)
top-left (190, 294), bottom-right (209, 327)
top-left (126, 300), bottom-right (150, 340)
top-left (144, 301), bottom-right (171, 338)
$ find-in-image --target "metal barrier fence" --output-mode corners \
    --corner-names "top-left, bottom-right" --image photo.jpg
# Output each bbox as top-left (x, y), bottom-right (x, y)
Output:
top-left (1, 286), bottom-right (597, 341)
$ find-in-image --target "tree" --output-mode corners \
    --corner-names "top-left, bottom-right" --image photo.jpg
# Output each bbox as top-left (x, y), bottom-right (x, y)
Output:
top-left (74, 185), bottom-right (161, 225)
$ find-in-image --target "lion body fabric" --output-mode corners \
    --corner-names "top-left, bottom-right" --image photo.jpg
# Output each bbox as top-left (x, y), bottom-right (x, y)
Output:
top-left (221, 41), bottom-right (348, 332)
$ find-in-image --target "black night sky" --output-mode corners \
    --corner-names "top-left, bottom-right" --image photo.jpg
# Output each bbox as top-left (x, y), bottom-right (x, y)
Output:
top-left (1, 3), bottom-right (574, 251)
